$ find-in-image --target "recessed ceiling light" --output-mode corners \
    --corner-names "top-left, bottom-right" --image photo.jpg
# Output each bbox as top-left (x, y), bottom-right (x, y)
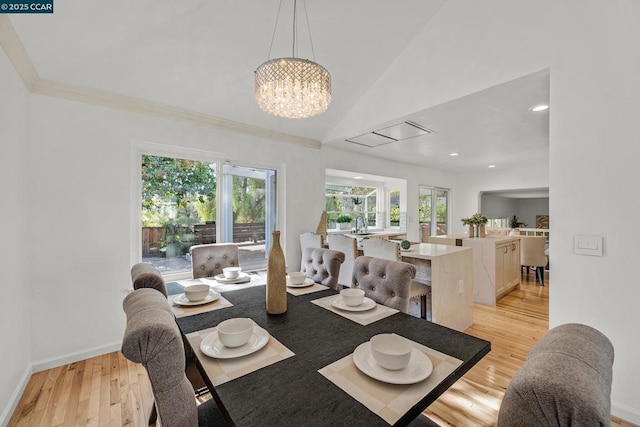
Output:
top-left (449, 152), bottom-right (459, 156)
top-left (531, 104), bottom-right (549, 112)
top-left (488, 165), bottom-right (496, 168)
top-left (353, 176), bottom-right (363, 179)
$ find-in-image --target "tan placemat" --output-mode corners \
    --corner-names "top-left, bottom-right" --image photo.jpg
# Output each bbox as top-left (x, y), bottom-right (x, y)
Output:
top-left (187, 326), bottom-right (295, 386)
top-left (318, 339), bottom-right (463, 425)
top-left (169, 294), bottom-right (233, 318)
top-left (311, 295), bottom-right (398, 325)
top-left (286, 283), bottom-right (329, 296)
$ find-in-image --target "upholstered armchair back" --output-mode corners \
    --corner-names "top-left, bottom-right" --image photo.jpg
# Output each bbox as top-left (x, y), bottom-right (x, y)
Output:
top-left (352, 256), bottom-right (416, 313)
top-left (498, 323), bottom-right (614, 426)
top-left (130, 262), bottom-right (167, 296)
top-left (301, 247), bottom-right (345, 290)
top-left (190, 243), bottom-right (239, 279)
top-left (122, 288), bottom-right (198, 426)
top-left (519, 236), bottom-right (547, 267)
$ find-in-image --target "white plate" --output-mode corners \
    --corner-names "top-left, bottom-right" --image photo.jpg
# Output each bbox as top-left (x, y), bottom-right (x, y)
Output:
top-left (287, 277), bottom-right (314, 288)
top-left (353, 342), bottom-right (433, 384)
top-left (213, 272), bottom-right (251, 284)
top-left (200, 325), bottom-right (270, 359)
top-left (172, 290), bottom-right (220, 306)
top-left (331, 296), bottom-right (376, 312)
top-left (400, 248), bottom-right (412, 252)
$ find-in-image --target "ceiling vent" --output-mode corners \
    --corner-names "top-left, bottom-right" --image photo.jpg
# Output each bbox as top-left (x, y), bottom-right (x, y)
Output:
top-left (346, 121), bottom-right (434, 148)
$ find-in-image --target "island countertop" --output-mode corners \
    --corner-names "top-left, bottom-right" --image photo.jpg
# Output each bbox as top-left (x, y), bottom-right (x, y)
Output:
top-left (402, 243), bottom-right (472, 260)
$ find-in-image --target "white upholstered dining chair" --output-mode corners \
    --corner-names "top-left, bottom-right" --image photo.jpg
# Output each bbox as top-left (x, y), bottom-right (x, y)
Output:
top-left (299, 232), bottom-right (324, 272)
top-left (327, 234), bottom-right (358, 288)
top-left (519, 235), bottom-right (547, 286)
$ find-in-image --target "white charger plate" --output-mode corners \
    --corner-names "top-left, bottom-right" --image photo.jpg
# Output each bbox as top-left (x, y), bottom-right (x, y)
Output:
top-left (353, 342), bottom-right (433, 384)
top-left (172, 290), bottom-right (220, 306)
top-left (287, 277), bottom-right (314, 288)
top-left (213, 272), bottom-right (251, 284)
top-left (331, 296), bottom-right (376, 312)
top-left (200, 325), bottom-right (270, 359)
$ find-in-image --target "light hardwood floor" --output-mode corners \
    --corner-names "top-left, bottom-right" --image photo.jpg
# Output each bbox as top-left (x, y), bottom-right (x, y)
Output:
top-left (8, 271), bottom-right (636, 426)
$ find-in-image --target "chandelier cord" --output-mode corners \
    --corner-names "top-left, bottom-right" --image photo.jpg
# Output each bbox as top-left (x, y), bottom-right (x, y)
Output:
top-left (302, 0), bottom-right (316, 61)
top-left (292, 0), bottom-right (297, 57)
top-left (266, 0), bottom-right (284, 61)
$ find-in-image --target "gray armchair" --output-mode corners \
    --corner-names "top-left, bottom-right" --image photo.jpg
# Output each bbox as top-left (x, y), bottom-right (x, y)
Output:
top-left (189, 243), bottom-right (239, 279)
top-left (301, 247), bottom-right (345, 290)
top-left (498, 323), bottom-right (614, 426)
top-left (130, 262), bottom-right (167, 296)
top-left (352, 256), bottom-right (416, 313)
top-left (121, 288), bottom-right (229, 426)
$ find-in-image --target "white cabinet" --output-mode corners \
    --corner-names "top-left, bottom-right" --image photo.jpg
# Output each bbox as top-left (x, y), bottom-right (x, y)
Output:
top-left (495, 240), bottom-right (520, 299)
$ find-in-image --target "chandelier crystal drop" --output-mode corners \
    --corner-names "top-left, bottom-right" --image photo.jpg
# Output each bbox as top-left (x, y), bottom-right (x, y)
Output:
top-left (255, 57), bottom-right (331, 119)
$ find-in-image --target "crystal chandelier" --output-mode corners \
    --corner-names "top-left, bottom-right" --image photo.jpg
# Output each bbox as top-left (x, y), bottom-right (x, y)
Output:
top-left (255, 0), bottom-right (331, 119)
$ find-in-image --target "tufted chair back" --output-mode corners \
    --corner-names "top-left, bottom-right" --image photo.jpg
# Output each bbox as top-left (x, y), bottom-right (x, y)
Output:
top-left (352, 256), bottom-right (416, 313)
top-left (122, 288), bottom-right (198, 426)
top-left (190, 243), bottom-right (239, 279)
top-left (130, 262), bottom-right (167, 296)
top-left (301, 247), bottom-right (345, 290)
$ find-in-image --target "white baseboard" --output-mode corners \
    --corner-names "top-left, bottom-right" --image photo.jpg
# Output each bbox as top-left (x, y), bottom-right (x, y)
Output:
top-left (0, 364), bottom-right (32, 426)
top-left (32, 341), bottom-right (122, 373)
top-left (612, 401), bottom-right (640, 425)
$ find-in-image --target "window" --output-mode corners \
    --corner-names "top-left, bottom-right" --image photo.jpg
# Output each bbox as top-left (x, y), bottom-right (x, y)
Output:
top-left (325, 184), bottom-right (378, 229)
top-left (419, 186), bottom-right (449, 240)
top-left (389, 190), bottom-right (400, 226)
top-left (140, 154), bottom-right (277, 275)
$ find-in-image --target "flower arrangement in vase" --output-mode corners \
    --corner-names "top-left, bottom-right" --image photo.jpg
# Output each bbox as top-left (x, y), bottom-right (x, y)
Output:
top-left (461, 213), bottom-right (488, 237)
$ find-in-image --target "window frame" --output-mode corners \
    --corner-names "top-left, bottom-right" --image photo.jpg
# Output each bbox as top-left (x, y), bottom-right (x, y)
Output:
top-left (131, 141), bottom-right (284, 280)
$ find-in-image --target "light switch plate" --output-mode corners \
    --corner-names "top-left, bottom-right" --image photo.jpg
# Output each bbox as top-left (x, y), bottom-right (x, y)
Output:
top-left (574, 235), bottom-right (603, 256)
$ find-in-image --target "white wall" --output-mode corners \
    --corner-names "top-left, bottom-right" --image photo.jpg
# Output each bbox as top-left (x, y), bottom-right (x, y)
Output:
top-left (25, 94), bottom-right (332, 366)
top-left (328, 0), bottom-right (640, 421)
top-left (0, 51), bottom-right (31, 422)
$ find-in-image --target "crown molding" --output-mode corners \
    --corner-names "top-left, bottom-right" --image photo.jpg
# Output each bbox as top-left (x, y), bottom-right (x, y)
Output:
top-left (0, 16), bottom-right (321, 150)
top-left (32, 79), bottom-right (321, 148)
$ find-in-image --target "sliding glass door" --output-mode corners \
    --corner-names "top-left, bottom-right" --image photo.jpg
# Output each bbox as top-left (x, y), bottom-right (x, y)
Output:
top-left (419, 186), bottom-right (449, 241)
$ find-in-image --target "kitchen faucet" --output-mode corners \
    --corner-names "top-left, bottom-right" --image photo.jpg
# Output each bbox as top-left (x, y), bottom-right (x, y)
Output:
top-left (355, 216), bottom-right (368, 234)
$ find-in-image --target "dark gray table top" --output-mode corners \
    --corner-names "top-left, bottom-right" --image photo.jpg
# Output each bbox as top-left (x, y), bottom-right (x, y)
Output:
top-left (177, 285), bottom-right (490, 427)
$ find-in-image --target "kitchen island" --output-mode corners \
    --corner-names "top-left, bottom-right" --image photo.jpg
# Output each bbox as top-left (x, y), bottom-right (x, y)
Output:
top-left (401, 243), bottom-right (474, 332)
top-left (427, 235), bottom-right (521, 306)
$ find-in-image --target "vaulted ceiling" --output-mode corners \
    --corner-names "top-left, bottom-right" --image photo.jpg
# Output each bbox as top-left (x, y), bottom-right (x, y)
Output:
top-left (6, 0), bottom-right (548, 173)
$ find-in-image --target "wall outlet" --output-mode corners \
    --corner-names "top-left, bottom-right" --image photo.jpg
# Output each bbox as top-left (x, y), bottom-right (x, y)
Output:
top-left (458, 280), bottom-right (464, 294)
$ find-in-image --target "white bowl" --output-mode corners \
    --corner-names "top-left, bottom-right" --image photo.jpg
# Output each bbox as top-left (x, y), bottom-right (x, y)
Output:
top-left (217, 318), bottom-right (254, 348)
top-left (340, 288), bottom-right (365, 306)
top-left (370, 334), bottom-right (413, 370)
top-left (222, 266), bottom-right (242, 279)
top-left (184, 284), bottom-right (210, 302)
top-left (288, 272), bottom-right (306, 285)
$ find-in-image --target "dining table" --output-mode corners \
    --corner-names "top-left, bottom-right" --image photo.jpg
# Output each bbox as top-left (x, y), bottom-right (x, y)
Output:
top-left (174, 280), bottom-right (490, 426)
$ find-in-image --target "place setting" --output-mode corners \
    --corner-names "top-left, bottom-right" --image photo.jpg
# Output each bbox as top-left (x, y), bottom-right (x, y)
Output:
top-left (318, 333), bottom-right (463, 425)
top-left (213, 267), bottom-right (251, 284)
top-left (186, 317), bottom-right (294, 386)
top-left (286, 271), bottom-right (329, 296)
top-left (169, 283), bottom-right (233, 318)
top-left (311, 289), bottom-right (398, 325)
